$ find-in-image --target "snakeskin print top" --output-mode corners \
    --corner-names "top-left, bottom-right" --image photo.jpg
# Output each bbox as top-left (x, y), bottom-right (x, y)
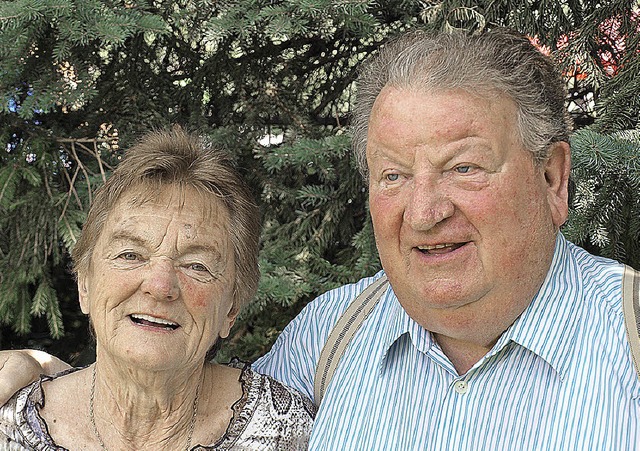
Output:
top-left (0, 362), bottom-right (315, 450)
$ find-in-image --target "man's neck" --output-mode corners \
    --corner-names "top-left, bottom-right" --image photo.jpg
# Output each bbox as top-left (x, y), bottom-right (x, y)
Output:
top-left (434, 333), bottom-right (497, 375)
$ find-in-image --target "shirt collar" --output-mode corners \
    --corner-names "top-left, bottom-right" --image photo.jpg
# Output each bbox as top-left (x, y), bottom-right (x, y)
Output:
top-left (377, 286), bottom-right (435, 373)
top-left (492, 233), bottom-right (583, 379)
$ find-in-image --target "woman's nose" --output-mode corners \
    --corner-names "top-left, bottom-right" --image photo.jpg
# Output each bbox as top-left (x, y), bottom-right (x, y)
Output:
top-left (142, 258), bottom-right (180, 301)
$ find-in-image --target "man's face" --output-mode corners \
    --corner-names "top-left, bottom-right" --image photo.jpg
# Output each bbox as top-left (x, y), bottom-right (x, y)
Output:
top-left (366, 87), bottom-right (569, 341)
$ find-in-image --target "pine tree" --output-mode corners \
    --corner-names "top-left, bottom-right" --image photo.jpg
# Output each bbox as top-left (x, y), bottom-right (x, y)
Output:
top-left (1, 0), bottom-right (638, 361)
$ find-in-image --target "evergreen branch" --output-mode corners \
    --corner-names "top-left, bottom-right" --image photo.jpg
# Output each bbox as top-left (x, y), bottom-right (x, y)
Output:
top-left (31, 277), bottom-right (52, 317)
top-left (45, 292), bottom-right (64, 338)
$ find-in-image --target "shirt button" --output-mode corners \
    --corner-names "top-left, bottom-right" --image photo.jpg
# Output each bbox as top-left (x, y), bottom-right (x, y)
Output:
top-left (454, 380), bottom-right (469, 394)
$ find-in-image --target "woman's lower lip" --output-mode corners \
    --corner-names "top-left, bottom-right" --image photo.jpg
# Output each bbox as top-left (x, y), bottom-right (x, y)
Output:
top-left (129, 316), bottom-right (179, 331)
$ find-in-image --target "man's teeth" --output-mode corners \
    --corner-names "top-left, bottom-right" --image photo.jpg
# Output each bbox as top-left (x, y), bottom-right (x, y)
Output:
top-left (418, 243), bottom-right (456, 251)
top-left (130, 314), bottom-right (178, 328)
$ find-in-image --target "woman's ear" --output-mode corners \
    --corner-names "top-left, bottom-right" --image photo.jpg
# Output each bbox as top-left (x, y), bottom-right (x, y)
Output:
top-left (219, 305), bottom-right (239, 340)
top-left (78, 274), bottom-right (90, 315)
top-left (544, 141), bottom-right (571, 229)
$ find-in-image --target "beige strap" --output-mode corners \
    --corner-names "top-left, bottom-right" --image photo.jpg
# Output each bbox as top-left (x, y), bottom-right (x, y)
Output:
top-left (313, 275), bottom-right (389, 407)
top-left (623, 264), bottom-right (640, 379)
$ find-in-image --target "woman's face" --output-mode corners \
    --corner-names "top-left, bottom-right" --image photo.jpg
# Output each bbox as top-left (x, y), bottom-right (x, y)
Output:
top-left (78, 184), bottom-right (237, 371)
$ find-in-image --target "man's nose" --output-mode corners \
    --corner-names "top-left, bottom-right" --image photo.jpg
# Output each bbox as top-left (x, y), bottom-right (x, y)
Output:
top-left (142, 258), bottom-right (180, 301)
top-left (404, 177), bottom-right (454, 231)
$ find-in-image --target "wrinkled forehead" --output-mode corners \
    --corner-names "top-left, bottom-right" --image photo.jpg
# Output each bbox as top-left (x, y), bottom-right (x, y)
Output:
top-left (113, 182), bottom-right (229, 224)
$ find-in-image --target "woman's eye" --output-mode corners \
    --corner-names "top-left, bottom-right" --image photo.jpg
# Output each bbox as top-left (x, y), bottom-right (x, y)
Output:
top-left (189, 263), bottom-right (209, 273)
top-left (118, 252), bottom-right (139, 261)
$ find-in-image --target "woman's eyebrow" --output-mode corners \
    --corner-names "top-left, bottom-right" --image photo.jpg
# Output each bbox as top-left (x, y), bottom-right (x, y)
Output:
top-left (105, 227), bottom-right (227, 261)
top-left (105, 229), bottom-right (149, 248)
top-left (181, 244), bottom-right (225, 262)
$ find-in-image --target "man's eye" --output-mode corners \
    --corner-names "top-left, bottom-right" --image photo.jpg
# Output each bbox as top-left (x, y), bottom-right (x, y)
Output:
top-left (385, 173), bottom-right (400, 182)
top-left (454, 165), bottom-right (472, 174)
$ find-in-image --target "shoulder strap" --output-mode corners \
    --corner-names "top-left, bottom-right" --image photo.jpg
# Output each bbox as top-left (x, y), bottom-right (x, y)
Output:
top-left (622, 264), bottom-right (640, 380)
top-left (313, 275), bottom-right (389, 407)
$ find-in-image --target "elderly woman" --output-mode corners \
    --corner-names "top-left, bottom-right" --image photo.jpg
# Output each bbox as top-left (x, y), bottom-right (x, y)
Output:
top-left (0, 127), bottom-right (314, 450)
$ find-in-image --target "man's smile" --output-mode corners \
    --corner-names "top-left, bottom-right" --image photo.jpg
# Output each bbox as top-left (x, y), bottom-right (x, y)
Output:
top-left (415, 242), bottom-right (468, 255)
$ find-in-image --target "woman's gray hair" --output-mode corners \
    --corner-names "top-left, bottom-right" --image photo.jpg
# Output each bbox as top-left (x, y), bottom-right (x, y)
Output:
top-left (72, 126), bottom-right (261, 313)
top-left (351, 28), bottom-right (573, 179)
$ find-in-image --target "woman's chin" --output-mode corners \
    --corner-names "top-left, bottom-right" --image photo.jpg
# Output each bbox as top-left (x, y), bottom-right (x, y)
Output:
top-left (99, 343), bottom-right (198, 373)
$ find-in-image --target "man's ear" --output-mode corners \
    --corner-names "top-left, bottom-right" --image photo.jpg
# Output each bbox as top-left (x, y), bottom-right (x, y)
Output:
top-left (78, 274), bottom-right (90, 315)
top-left (544, 141), bottom-right (571, 229)
top-left (219, 305), bottom-right (239, 340)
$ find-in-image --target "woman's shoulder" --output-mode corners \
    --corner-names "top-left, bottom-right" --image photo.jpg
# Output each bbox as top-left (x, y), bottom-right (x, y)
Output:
top-left (201, 359), bottom-right (315, 450)
top-left (0, 368), bottom-right (79, 450)
top-left (0, 378), bottom-right (41, 449)
top-left (240, 360), bottom-right (316, 418)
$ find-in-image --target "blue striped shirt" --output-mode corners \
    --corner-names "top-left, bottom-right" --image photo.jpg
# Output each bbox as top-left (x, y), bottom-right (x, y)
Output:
top-left (253, 234), bottom-right (640, 450)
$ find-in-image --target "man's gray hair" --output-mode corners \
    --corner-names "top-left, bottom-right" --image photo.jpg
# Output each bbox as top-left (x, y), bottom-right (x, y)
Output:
top-left (351, 28), bottom-right (572, 179)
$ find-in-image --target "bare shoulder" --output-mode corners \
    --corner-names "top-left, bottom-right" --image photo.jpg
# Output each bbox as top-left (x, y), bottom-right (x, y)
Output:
top-left (209, 362), bottom-right (243, 381)
top-left (41, 367), bottom-right (91, 409)
top-left (39, 367), bottom-right (92, 443)
top-left (192, 363), bottom-right (244, 445)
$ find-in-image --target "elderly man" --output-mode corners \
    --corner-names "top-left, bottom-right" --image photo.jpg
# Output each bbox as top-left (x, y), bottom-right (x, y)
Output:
top-left (2, 28), bottom-right (639, 449)
top-left (252, 28), bottom-right (639, 449)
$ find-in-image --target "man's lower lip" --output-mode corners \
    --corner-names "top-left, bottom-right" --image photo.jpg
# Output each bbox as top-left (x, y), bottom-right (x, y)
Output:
top-left (416, 243), bottom-right (467, 255)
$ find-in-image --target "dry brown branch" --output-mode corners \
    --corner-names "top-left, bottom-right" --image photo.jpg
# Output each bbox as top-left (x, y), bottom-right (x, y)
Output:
top-left (93, 141), bottom-right (108, 183)
top-left (42, 168), bottom-right (54, 200)
top-left (33, 229), bottom-right (39, 258)
top-left (56, 138), bottom-right (114, 143)
top-left (0, 166), bottom-right (16, 206)
top-left (57, 137), bottom-right (116, 173)
top-left (75, 141), bottom-right (110, 181)
top-left (60, 215), bottom-right (78, 246)
top-left (70, 142), bottom-right (93, 205)
top-left (58, 164), bottom-right (82, 222)
top-left (17, 233), bottom-right (30, 267)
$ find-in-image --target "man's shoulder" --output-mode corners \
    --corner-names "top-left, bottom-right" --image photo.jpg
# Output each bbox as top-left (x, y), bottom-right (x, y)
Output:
top-left (567, 240), bottom-right (624, 273)
top-left (565, 240), bottom-right (625, 309)
top-left (549, 238), bottom-right (631, 345)
top-left (252, 270), bottom-right (388, 395)
top-left (564, 241), bottom-right (640, 384)
top-left (300, 270), bottom-right (388, 326)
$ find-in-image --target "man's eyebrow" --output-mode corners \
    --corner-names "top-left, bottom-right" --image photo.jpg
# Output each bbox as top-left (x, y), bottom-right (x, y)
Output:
top-left (369, 146), bottom-right (414, 168)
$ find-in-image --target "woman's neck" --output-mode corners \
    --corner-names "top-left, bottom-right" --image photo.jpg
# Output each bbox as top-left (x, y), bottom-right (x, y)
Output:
top-left (40, 357), bottom-right (244, 450)
top-left (90, 356), bottom-right (205, 450)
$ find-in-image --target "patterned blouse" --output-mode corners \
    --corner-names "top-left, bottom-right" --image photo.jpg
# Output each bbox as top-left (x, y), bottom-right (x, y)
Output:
top-left (0, 362), bottom-right (315, 450)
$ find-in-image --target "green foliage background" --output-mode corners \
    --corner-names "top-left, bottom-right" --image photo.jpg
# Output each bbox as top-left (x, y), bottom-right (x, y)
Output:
top-left (0, 0), bottom-right (639, 364)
